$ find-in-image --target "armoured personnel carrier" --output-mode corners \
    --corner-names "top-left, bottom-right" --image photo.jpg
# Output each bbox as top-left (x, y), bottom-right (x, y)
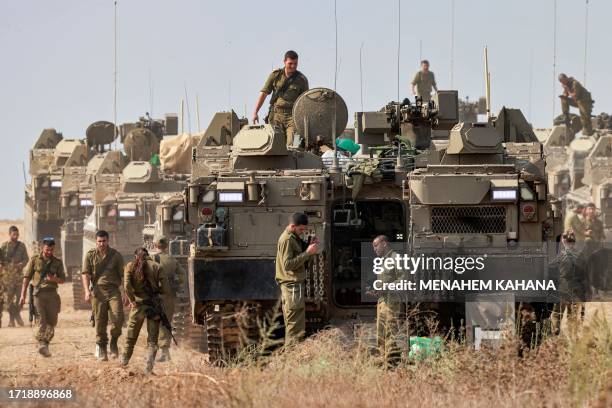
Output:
top-left (83, 161), bottom-right (187, 259)
top-left (61, 121), bottom-right (120, 309)
top-left (186, 90), bottom-right (498, 360)
top-left (24, 129), bottom-right (80, 255)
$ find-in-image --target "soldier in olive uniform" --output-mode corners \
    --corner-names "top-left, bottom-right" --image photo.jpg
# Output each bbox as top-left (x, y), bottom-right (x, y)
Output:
top-left (371, 235), bottom-right (404, 367)
top-left (583, 203), bottom-right (604, 254)
top-left (1, 226), bottom-right (29, 327)
top-left (152, 236), bottom-right (185, 362)
top-left (121, 248), bottom-right (169, 374)
top-left (82, 230), bottom-right (125, 361)
top-left (551, 232), bottom-right (588, 335)
top-left (275, 213), bottom-right (318, 345)
top-left (564, 204), bottom-right (586, 242)
top-left (558, 73), bottom-right (594, 136)
top-left (19, 237), bottom-right (65, 357)
top-left (252, 50), bottom-right (309, 147)
top-left (411, 60), bottom-right (438, 103)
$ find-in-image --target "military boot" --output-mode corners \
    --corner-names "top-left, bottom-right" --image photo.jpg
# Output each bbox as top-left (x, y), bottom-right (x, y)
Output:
top-left (120, 354), bottom-right (130, 367)
top-left (109, 337), bottom-right (120, 359)
top-left (15, 312), bottom-right (24, 327)
top-left (8, 318), bottom-right (15, 328)
top-left (38, 342), bottom-right (51, 358)
top-left (157, 347), bottom-right (171, 362)
top-left (144, 347), bottom-right (158, 374)
top-left (95, 344), bottom-right (108, 361)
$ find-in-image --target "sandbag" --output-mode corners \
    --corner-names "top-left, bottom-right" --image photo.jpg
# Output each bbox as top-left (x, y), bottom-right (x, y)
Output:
top-left (160, 133), bottom-right (194, 174)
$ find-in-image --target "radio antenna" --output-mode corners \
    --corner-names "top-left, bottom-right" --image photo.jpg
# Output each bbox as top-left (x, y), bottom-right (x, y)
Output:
top-left (450, 0), bottom-right (455, 88)
top-left (359, 42), bottom-right (364, 111)
top-left (484, 46), bottom-right (491, 119)
top-left (396, 0), bottom-right (401, 102)
top-left (113, 1), bottom-right (118, 149)
top-left (184, 84), bottom-right (192, 134)
top-left (552, 0), bottom-right (558, 120)
top-left (331, 0), bottom-right (340, 173)
top-left (583, 0), bottom-right (589, 85)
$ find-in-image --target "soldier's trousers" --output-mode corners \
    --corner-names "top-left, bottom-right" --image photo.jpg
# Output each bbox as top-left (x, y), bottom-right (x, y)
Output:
top-left (376, 299), bottom-right (402, 364)
top-left (123, 304), bottom-right (160, 359)
top-left (158, 295), bottom-right (175, 349)
top-left (4, 283), bottom-right (23, 324)
top-left (34, 289), bottom-right (61, 344)
top-left (269, 107), bottom-right (295, 147)
top-left (280, 282), bottom-right (305, 345)
top-left (561, 97), bottom-right (593, 136)
top-left (92, 285), bottom-right (124, 346)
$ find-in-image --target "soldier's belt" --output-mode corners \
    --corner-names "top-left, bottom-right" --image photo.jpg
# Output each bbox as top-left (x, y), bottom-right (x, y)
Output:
top-left (273, 105), bottom-right (293, 112)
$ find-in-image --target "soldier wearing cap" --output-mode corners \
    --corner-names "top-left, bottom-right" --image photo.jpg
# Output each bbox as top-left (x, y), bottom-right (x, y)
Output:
top-left (19, 237), bottom-right (65, 357)
top-left (252, 50), bottom-right (309, 147)
top-left (275, 212), bottom-right (318, 345)
top-left (152, 236), bottom-right (185, 362)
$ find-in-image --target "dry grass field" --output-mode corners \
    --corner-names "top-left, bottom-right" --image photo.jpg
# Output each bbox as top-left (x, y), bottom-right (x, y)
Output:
top-left (0, 219), bottom-right (610, 407)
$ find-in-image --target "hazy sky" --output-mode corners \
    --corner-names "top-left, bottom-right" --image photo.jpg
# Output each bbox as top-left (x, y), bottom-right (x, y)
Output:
top-left (1, 0), bottom-right (609, 219)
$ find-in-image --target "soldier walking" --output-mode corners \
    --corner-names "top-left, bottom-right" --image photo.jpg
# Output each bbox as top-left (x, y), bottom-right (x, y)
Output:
top-left (252, 50), bottom-right (309, 147)
top-left (564, 204), bottom-right (586, 242)
top-left (1, 226), bottom-right (29, 327)
top-left (372, 235), bottom-right (404, 368)
top-left (82, 230), bottom-right (125, 361)
top-left (121, 248), bottom-right (169, 374)
top-left (19, 237), bottom-right (65, 357)
top-left (152, 236), bottom-right (185, 362)
top-left (411, 60), bottom-right (438, 103)
top-left (275, 213), bottom-right (318, 345)
top-left (558, 73), bottom-right (594, 136)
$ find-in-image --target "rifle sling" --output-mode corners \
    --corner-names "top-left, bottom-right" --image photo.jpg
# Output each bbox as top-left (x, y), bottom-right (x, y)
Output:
top-left (269, 70), bottom-right (299, 108)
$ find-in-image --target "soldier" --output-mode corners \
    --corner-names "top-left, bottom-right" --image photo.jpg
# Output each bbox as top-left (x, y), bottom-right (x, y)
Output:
top-left (275, 212), bottom-right (318, 345)
top-left (558, 73), bottom-right (594, 136)
top-left (411, 60), bottom-right (438, 103)
top-left (121, 248), bottom-right (169, 374)
top-left (551, 232), bottom-right (588, 335)
top-left (1, 226), bottom-right (29, 327)
top-left (18, 237), bottom-right (65, 357)
top-left (583, 203), bottom-right (604, 252)
top-left (252, 50), bottom-right (309, 147)
top-left (82, 230), bottom-right (125, 361)
top-left (372, 235), bottom-right (403, 367)
top-left (565, 204), bottom-right (587, 242)
top-left (152, 236), bottom-right (185, 362)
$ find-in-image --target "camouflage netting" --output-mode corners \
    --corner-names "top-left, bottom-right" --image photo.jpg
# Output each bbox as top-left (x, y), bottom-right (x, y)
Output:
top-left (160, 133), bottom-right (194, 174)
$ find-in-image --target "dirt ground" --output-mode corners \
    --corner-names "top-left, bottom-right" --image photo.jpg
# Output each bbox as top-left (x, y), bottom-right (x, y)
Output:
top-left (0, 219), bottom-right (610, 407)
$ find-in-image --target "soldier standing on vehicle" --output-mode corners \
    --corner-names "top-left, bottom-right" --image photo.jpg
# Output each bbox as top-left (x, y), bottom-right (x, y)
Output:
top-left (551, 232), bottom-right (588, 335)
top-left (275, 213), bottom-right (318, 345)
top-left (82, 230), bottom-right (125, 361)
top-left (19, 237), bottom-right (65, 357)
top-left (121, 248), bottom-right (169, 374)
top-left (152, 236), bottom-right (184, 362)
top-left (252, 50), bottom-right (309, 147)
top-left (558, 73), bottom-right (594, 136)
top-left (411, 60), bottom-right (438, 103)
top-left (1, 226), bottom-right (29, 327)
top-left (372, 235), bottom-right (404, 367)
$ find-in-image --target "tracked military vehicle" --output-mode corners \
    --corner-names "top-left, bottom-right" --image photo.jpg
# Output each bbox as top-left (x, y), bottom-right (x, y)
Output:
top-left (24, 129), bottom-right (76, 255)
top-left (186, 89), bottom-right (455, 360)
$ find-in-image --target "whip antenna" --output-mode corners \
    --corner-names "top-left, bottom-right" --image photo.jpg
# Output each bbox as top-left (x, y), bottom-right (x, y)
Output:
top-left (583, 0), bottom-right (589, 85)
top-left (552, 0), bottom-right (557, 120)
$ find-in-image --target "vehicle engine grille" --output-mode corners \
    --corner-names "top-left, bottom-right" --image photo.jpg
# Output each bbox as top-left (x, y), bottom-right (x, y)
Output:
top-left (431, 206), bottom-right (507, 234)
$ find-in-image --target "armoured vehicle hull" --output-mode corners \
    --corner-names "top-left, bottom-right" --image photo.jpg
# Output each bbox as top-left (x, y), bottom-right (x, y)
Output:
top-left (186, 91), bottom-right (562, 361)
